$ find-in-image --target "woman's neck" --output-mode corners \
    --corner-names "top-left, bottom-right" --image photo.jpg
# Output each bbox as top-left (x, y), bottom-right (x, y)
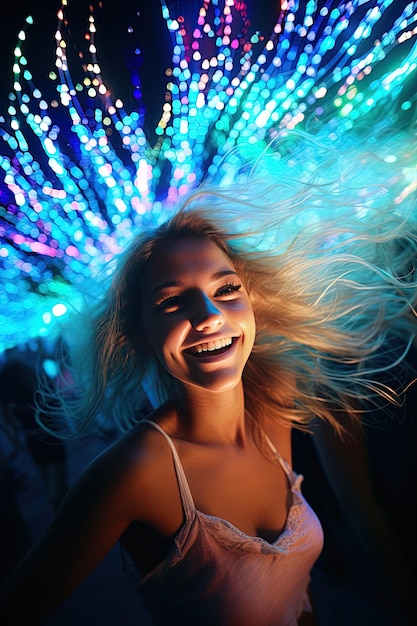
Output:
top-left (169, 381), bottom-right (248, 446)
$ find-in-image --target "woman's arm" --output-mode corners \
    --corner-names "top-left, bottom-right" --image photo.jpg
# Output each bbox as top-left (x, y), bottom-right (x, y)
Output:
top-left (0, 430), bottom-right (159, 625)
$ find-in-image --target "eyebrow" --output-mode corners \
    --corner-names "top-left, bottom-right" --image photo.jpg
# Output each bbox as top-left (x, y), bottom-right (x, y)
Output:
top-left (149, 270), bottom-right (239, 300)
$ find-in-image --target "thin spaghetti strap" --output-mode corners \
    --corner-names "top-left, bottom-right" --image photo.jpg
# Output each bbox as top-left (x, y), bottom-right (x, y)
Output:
top-left (140, 419), bottom-right (195, 519)
top-left (263, 432), bottom-right (294, 479)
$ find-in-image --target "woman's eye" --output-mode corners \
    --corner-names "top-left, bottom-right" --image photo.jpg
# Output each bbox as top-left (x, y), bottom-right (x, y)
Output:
top-left (216, 283), bottom-right (242, 298)
top-left (154, 296), bottom-right (182, 312)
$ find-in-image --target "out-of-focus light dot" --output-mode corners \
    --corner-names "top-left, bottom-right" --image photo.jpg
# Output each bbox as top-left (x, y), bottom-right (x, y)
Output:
top-left (65, 245), bottom-right (79, 257)
top-left (340, 103), bottom-right (353, 116)
top-left (115, 199), bottom-right (127, 213)
top-left (315, 86), bottom-right (327, 99)
top-left (42, 358), bottom-right (59, 377)
top-left (5, 282), bottom-right (17, 294)
top-left (52, 303), bottom-right (67, 317)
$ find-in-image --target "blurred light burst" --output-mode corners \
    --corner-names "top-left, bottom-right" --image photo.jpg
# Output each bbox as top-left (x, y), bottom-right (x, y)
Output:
top-left (0, 0), bottom-right (416, 352)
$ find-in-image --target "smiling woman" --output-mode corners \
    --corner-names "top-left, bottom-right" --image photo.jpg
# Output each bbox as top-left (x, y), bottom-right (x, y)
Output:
top-left (142, 236), bottom-right (256, 394)
top-left (1, 0), bottom-right (417, 622)
top-left (0, 155), bottom-right (416, 624)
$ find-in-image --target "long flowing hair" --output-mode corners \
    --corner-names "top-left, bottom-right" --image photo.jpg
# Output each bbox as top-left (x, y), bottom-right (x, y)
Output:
top-left (36, 133), bottom-right (417, 438)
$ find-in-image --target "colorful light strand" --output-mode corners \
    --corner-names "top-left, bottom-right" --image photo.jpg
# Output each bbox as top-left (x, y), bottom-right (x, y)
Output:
top-left (0, 0), bottom-right (416, 353)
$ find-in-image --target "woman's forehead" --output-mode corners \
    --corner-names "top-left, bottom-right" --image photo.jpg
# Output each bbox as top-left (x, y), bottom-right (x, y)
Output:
top-left (145, 237), bottom-right (235, 283)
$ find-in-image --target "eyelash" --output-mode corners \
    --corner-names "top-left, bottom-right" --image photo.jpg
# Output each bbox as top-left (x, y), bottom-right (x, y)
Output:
top-left (154, 282), bottom-right (242, 310)
top-left (215, 282), bottom-right (242, 297)
top-left (154, 293), bottom-right (178, 309)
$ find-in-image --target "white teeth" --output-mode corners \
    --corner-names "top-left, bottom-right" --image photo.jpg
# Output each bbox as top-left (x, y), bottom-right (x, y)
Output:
top-left (190, 337), bottom-right (233, 354)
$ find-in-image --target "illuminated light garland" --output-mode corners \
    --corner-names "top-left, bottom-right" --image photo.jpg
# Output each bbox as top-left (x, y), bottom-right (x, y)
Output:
top-left (0, 0), bottom-right (416, 353)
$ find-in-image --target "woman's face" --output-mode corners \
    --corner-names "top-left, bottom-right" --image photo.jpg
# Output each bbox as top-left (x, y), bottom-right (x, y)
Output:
top-left (141, 237), bottom-right (256, 394)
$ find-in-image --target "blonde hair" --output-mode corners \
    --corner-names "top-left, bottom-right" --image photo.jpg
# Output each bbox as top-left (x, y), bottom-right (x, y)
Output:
top-left (37, 135), bottom-right (417, 438)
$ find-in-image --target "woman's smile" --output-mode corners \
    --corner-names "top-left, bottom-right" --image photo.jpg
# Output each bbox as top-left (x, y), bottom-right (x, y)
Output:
top-left (184, 336), bottom-right (234, 356)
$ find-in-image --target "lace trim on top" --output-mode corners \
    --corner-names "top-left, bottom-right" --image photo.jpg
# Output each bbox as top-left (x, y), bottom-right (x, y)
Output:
top-left (167, 472), bottom-right (305, 567)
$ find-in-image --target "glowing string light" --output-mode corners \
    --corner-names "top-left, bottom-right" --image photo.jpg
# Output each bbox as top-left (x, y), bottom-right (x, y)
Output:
top-left (0, 0), bottom-right (416, 352)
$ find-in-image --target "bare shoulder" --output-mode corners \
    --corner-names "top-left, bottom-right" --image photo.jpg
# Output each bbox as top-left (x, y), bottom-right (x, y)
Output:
top-left (73, 408), bottom-right (182, 531)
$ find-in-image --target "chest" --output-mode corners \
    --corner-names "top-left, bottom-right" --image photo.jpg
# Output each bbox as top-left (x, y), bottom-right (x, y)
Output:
top-left (179, 444), bottom-right (293, 540)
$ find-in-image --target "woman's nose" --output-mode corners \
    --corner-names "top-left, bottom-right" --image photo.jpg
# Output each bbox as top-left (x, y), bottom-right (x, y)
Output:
top-left (192, 294), bottom-right (225, 332)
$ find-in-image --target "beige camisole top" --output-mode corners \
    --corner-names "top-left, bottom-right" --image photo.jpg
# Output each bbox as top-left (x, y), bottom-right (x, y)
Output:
top-left (127, 420), bottom-right (324, 626)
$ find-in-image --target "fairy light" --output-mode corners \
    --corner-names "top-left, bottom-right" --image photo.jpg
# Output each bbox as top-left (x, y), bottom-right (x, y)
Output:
top-left (0, 0), bottom-right (416, 352)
